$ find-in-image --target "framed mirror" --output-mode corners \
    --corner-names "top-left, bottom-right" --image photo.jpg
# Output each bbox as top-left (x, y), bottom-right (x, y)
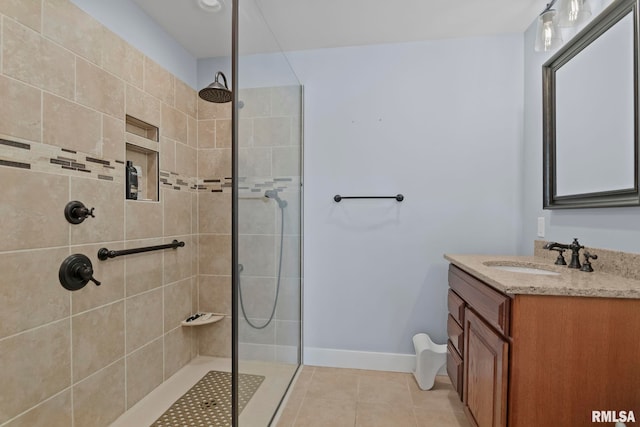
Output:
top-left (543, 0), bottom-right (639, 209)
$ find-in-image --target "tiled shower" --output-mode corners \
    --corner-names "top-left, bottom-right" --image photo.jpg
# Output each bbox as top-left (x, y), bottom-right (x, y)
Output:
top-left (0, 1), bottom-right (302, 426)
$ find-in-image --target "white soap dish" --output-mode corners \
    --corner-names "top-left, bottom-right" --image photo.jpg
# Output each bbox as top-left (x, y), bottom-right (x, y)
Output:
top-left (181, 312), bottom-right (224, 327)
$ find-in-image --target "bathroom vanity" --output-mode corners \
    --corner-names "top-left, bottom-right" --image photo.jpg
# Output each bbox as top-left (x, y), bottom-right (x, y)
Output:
top-left (445, 254), bottom-right (640, 427)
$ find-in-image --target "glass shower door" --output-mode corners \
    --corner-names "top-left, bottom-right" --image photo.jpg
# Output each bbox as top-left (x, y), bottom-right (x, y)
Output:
top-left (233, 0), bottom-right (303, 424)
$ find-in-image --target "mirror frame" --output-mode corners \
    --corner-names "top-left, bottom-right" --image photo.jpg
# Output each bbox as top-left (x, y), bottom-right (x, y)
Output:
top-left (543, 0), bottom-right (640, 209)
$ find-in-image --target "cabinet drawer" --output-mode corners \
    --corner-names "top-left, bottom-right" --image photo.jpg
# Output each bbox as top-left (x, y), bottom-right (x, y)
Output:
top-left (449, 264), bottom-right (511, 337)
top-left (447, 340), bottom-right (463, 399)
top-left (447, 314), bottom-right (464, 355)
top-left (448, 289), bottom-right (465, 325)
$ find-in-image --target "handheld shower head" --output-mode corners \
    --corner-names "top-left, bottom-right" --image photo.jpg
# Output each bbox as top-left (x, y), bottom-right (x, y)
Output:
top-left (199, 71), bottom-right (232, 103)
top-left (265, 190), bottom-right (287, 208)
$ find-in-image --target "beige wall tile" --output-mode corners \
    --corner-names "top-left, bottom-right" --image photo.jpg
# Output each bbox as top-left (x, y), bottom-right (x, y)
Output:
top-left (43, 92), bottom-right (102, 155)
top-left (278, 191), bottom-right (301, 235)
top-left (159, 137), bottom-right (175, 172)
top-left (175, 142), bottom-right (196, 176)
top-left (0, 0), bottom-right (42, 31)
top-left (103, 115), bottom-right (125, 161)
top-left (187, 115), bottom-right (197, 148)
top-left (164, 278), bottom-right (192, 331)
top-left (125, 200), bottom-right (162, 240)
top-left (276, 320), bottom-right (300, 347)
top-left (238, 87), bottom-right (271, 118)
top-left (199, 192), bottom-right (231, 234)
top-left (72, 301), bottom-right (124, 381)
top-left (70, 242), bottom-right (125, 314)
top-left (191, 192), bottom-right (198, 235)
top-left (161, 103), bottom-right (188, 144)
top-left (239, 118), bottom-right (254, 147)
top-left (70, 177), bottom-right (125, 244)
top-left (126, 338), bottom-right (163, 408)
top-left (198, 275), bottom-right (231, 315)
top-left (43, 0), bottom-right (102, 66)
top-left (281, 235), bottom-right (302, 278)
top-left (238, 196), bottom-right (275, 235)
top-left (0, 74), bottom-right (41, 142)
top-left (175, 78), bottom-right (197, 118)
top-left (76, 57), bottom-right (125, 118)
top-left (273, 146), bottom-right (301, 177)
top-left (0, 168), bottom-right (68, 251)
top-left (144, 57), bottom-right (174, 106)
top-left (275, 278), bottom-right (301, 321)
top-left (164, 234), bottom-right (193, 284)
top-left (126, 84), bottom-right (161, 128)
top-left (197, 316), bottom-right (230, 357)
top-left (198, 119), bottom-right (216, 149)
top-left (236, 276), bottom-right (276, 320)
top-left (73, 360), bottom-right (126, 427)
top-left (198, 97), bottom-right (231, 120)
top-left (0, 319), bottom-right (71, 424)
top-left (165, 326), bottom-right (193, 378)
top-left (163, 188), bottom-right (191, 237)
top-left (0, 247), bottom-right (70, 339)
top-left (271, 86), bottom-right (302, 117)
top-left (216, 119), bottom-right (232, 148)
top-left (102, 28), bottom-right (143, 88)
top-left (125, 288), bottom-right (162, 353)
top-left (198, 148), bottom-right (231, 179)
top-left (125, 238), bottom-right (164, 297)
top-left (198, 234), bottom-right (231, 276)
top-left (239, 234), bottom-right (276, 277)
top-left (254, 117), bottom-right (291, 147)
top-left (239, 147), bottom-right (271, 177)
top-left (4, 390), bottom-right (72, 427)
top-left (239, 316), bottom-right (275, 345)
top-left (2, 18), bottom-right (75, 99)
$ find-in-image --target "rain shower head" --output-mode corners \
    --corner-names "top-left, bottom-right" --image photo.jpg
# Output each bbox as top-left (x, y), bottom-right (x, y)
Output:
top-left (199, 71), bottom-right (232, 103)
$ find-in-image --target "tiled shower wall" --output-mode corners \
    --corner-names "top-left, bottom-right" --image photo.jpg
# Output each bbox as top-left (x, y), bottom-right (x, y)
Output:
top-left (194, 86), bottom-right (302, 361)
top-left (0, 1), bottom-right (202, 425)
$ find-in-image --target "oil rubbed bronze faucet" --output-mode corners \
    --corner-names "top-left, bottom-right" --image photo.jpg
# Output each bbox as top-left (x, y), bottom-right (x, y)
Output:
top-left (544, 238), bottom-right (584, 269)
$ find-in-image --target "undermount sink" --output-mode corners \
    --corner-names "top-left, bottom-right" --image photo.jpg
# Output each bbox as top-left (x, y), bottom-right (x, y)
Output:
top-left (483, 262), bottom-right (560, 276)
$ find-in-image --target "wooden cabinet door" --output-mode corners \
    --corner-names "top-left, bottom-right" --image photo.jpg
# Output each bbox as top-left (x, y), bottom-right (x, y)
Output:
top-left (463, 308), bottom-right (508, 427)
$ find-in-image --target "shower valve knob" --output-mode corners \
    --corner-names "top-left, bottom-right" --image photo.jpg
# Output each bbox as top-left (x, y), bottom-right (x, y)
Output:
top-left (59, 254), bottom-right (101, 291)
top-left (64, 201), bottom-right (96, 224)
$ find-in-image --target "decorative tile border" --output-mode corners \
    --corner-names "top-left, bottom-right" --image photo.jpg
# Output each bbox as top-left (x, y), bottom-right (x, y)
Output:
top-left (196, 175), bottom-right (299, 194)
top-left (0, 136), bottom-right (125, 183)
top-left (0, 136), bottom-right (301, 196)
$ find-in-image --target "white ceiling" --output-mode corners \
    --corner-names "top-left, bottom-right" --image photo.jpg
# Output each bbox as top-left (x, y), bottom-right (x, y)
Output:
top-left (132, 0), bottom-right (543, 58)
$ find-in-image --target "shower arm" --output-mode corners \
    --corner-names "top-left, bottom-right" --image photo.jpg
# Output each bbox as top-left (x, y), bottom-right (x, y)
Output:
top-left (215, 71), bottom-right (228, 88)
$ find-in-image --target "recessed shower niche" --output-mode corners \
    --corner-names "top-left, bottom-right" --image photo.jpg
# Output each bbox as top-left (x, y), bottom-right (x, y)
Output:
top-left (125, 115), bottom-right (159, 202)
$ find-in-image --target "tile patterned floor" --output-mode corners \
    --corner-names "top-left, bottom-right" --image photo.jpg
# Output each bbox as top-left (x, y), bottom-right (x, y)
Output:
top-left (275, 367), bottom-right (471, 427)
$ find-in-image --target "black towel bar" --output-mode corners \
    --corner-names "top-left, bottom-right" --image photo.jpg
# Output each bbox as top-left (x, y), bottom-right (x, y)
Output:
top-left (98, 239), bottom-right (185, 260)
top-left (334, 194), bottom-right (404, 202)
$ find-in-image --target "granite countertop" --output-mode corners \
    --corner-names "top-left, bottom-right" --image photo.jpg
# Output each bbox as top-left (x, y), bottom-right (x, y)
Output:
top-left (444, 254), bottom-right (640, 299)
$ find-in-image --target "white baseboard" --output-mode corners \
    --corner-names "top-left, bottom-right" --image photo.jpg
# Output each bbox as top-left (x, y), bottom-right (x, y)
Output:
top-left (304, 347), bottom-right (446, 375)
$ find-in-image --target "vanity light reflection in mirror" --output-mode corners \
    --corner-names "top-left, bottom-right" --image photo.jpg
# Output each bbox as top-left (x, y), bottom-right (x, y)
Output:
top-left (543, 0), bottom-right (640, 209)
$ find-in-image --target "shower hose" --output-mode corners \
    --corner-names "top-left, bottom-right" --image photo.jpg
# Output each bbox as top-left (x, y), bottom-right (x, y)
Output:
top-left (238, 201), bottom-right (285, 330)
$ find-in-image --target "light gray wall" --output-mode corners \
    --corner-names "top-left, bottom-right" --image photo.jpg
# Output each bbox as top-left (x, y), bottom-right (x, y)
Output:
top-left (70, 0), bottom-right (198, 88)
top-left (520, 0), bottom-right (640, 255)
top-left (286, 35), bottom-right (524, 355)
